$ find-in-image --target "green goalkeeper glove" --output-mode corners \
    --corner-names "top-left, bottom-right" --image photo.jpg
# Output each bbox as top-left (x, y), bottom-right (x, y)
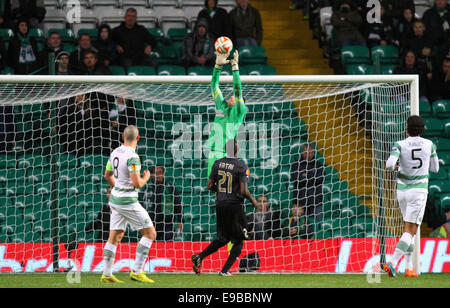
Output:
top-left (215, 51), bottom-right (230, 69)
top-left (230, 50), bottom-right (239, 71)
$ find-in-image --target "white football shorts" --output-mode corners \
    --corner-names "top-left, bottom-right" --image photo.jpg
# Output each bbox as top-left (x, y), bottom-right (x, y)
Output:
top-left (109, 202), bottom-right (154, 231)
top-left (397, 190), bottom-right (428, 225)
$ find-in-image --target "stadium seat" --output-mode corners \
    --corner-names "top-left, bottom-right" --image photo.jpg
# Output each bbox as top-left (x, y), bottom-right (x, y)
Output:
top-left (157, 64), bottom-right (186, 75)
top-left (0, 28), bottom-right (14, 42)
top-left (152, 45), bottom-right (178, 64)
top-left (127, 65), bottom-right (156, 76)
top-left (240, 64), bottom-right (276, 75)
top-left (238, 45), bottom-right (267, 64)
top-left (438, 151), bottom-right (450, 166)
top-left (148, 28), bottom-right (165, 44)
top-left (380, 64), bottom-right (396, 75)
top-left (432, 100), bottom-right (450, 118)
top-left (423, 118), bottom-right (444, 137)
top-left (340, 45), bottom-right (371, 66)
top-left (167, 28), bottom-right (191, 42)
top-left (345, 64), bottom-right (374, 75)
top-left (187, 65), bottom-right (213, 76)
top-left (28, 28), bottom-right (46, 42)
top-left (443, 119), bottom-right (450, 138)
top-left (370, 45), bottom-right (400, 64)
top-left (419, 100), bottom-right (432, 117)
top-left (109, 65), bottom-right (126, 75)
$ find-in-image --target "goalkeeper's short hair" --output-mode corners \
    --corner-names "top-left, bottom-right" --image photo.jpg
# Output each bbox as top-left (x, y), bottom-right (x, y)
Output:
top-left (225, 139), bottom-right (238, 158)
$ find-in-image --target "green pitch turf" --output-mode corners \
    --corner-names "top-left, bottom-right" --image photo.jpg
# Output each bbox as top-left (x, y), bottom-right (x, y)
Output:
top-left (0, 273), bottom-right (449, 288)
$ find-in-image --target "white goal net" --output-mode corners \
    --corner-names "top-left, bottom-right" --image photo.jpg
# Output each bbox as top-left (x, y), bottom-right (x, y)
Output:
top-left (0, 75), bottom-right (418, 274)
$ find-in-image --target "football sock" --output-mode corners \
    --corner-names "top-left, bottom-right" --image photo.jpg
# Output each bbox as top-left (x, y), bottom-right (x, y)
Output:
top-left (133, 237), bottom-right (153, 273)
top-left (222, 241), bottom-right (243, 273)
top-left (103, 242), bottom-right (117, 277)
top-left (391, 232), bottom-right (413, 268)
top-left (199, 239), bottom-right (228, 261)
top-left (404, 236), bottom-right (415, 271)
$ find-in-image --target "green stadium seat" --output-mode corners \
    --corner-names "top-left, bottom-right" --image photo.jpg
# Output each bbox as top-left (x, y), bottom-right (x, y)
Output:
top-left (28, 28), bottom-right (45, 42)
top-left (157, 64), bottom-right (186, 75)
top-left (0, 66), bottom-right (13, 74)
top-left (432, 137), bottom-right (450, 151)
top-left (152, 45), bottom-right (178, 65)
top-left (423, 118), bottom-right (443, 137)
top-left (444, 119), bottom-right (450, 138)
top-left (48, 28), bottom-right (75, 43)
top-left (0, 28), bottom-right (14, 42)
top-left (432, 100), bottom-right (450, 118)
top-left (147, 28), bottom-right (165, 43)
top-left (167, 28), bottom-right (191, 42)
top-left (241, 64), bottom-right (276, 75)
top-left (419, 100), bottom-right (432, 117)
top-left (380, 64), bottom-right (396, 75)
top-left (430, 167), bottom-right (448, 180)
top-left (238, 45), bottom-right (267, 64)
top-left (345, 64), bottom-right (374, 75)
top-left (110, 65), bottom-right (126, 75)
top-left (371, 45), bottom-right (400, 64)
top-left (63, 43), bottom-right (77, 53)
top-left (440, 194), bottom-right (450, 217)
top-left (127, 65), bottom-right (156, 76)
top-left (0, 154), bottom-right (16, 168)
top-left (77, 28), bottom-right (98, 40)
top-left (187, 65), bottom-right (213, 76)
top-left (340, 45), bottom-right (371, 66)
top-left (438, 151), bottom-right (450, 166)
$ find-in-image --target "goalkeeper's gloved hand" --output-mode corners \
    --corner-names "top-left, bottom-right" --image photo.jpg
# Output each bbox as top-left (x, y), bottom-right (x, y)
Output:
top-left (230, 50), bottom-right (239, 71)
top-left (215, 51), bottom-right (230, 69)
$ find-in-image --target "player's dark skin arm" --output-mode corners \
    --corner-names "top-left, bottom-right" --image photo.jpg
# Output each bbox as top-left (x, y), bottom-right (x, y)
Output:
top-left (240, 182), bottom-right (257, 208)
top-left (207, 178), bottom-right (217, 192)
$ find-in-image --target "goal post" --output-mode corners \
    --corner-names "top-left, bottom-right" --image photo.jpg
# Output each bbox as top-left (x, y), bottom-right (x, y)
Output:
top-left (0, 74), bottom-right (420, 274)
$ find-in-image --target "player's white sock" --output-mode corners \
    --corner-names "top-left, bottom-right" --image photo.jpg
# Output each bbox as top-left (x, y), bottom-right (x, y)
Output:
top-left (103, 242), bottom-right (117, 277)
top-left (391, 232), bottom-right (413, 268)
top-left (133, 237), bottom-right (153, 274)
top-left (404, 236), bottom-right (415, 271)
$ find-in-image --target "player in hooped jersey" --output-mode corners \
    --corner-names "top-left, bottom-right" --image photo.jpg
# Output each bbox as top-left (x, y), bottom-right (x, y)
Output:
top-left (192, 139), bottom-right (257, 276)
top-left (101, 125), bottom-right (156, 283)
top-left (384, 115), bottom-right (439, 277)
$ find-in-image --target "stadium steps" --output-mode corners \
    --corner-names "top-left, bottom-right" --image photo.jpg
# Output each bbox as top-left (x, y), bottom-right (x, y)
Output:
top-left (252, 0), bottom-right (333, 75)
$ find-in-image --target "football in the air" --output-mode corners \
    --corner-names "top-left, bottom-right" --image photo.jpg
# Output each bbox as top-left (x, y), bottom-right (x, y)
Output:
top-left (215, 36), bottom-right (233, 54)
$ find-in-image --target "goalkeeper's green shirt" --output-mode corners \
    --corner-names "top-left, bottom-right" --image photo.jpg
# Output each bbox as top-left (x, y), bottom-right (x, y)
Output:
top-left (207, 67), bottom-right (247, 153)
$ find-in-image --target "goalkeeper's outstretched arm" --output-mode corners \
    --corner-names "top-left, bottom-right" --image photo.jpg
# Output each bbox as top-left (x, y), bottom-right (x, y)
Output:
top-left (231, 51), bottom-right (246, 116)
top-left (211, 51), bottom-right (230, 111)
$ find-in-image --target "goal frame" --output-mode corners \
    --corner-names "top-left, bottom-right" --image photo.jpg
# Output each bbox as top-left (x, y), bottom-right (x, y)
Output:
top-left (0, 74), bottom-right (420, 273)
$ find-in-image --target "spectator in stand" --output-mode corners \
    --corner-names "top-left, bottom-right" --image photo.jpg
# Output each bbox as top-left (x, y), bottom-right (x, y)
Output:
top-left (433, 33), bottom-right (450, 70)
top-left (309, 1), bottom-right (332, 39)
top-left (7, 18), bottom-right (41, 74)
top-left (55, 50), bottom-right (71, 75)
top-left (196, 0), bottom-right (231, 41)
top-left (330, 0), bottom-right (366, 48)
top-left (281, 203), bottom-right (314, 239)
top-left (429, 57), bottom-right (450, 102)
top-left (229, 0), bottom-right (263, 48)
top-left (366, 3), bottom-right (399, 48)
top-left (108, 96), bottom-right (137, 150)
top-left (80, 49), bottom-right (112, 75)
top-left (0, 1), bottom-right (12, 29)
top-left (111, 7), bottom-right (157, 69)
top-left (394, 50), bottom-right (430, 102)
top-left (92, 24), bottom-right (117, 69)
top-left (401, 20), bottom-right (434, 73)
top-left (69, 33), bottom-right (98, 74)
top-left (381, 0), bottom-right (414, 27)
top-left (39, 31), bottom-right (64, 74)
top-left (429, 205), bottom-right (450, 238)
top-left (422, 0), bottom-right (450, 46)
top-left (141, 166), bottom-right (183, 242)
top-left (182, 18), bottom-right (215, 69)
top-left (85, 187), bottom-right (112, 242)
top-left (246, 195), bottom-right (281, 240)
top-left (396, 7), bottom-right (417, 48)
top-left (291, 142), bottom-right (324, 223)
top-left (10, 0), bottom-right (46, 28)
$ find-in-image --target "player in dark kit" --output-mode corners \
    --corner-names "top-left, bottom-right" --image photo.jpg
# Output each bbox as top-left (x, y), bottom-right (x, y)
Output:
top-left (192, 139), bottom-right (257, 276)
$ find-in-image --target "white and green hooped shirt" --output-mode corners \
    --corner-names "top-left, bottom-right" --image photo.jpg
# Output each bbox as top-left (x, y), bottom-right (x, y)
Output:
top-left (386, 136), bottom-right (439, 192)
top-left (106, 145), bottom-right (141, 206)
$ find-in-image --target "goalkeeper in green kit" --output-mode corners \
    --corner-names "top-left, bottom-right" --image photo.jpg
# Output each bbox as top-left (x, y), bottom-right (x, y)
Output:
top-left (207, 49), bottom-right (247, 178)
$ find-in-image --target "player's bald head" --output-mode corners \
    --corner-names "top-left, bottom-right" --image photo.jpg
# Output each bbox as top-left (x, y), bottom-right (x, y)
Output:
top-left (226, 139), bottom-right (238, 157)
top-left (123, 125), bottom-right (139, 142)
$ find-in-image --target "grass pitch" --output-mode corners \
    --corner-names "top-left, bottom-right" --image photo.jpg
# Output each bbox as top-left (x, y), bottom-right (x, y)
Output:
top-left (0, 273), bottom-right (449, 288)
